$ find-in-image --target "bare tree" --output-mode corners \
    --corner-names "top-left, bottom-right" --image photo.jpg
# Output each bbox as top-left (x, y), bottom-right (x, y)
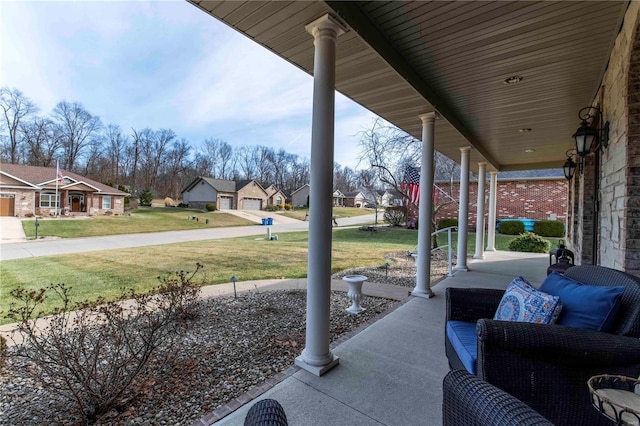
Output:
top-left (104, 124), bottom-right (129, 186)
top-left (235, 145), bottom-right (258, 180)
top-left (161, 138), bottom-right (192, 199)
top-left (20, 116), bottom-right (60, 166)
top-left (52, 101), bottom-right (102, 171)
top-left (0, 87), bottom-right (38, 164)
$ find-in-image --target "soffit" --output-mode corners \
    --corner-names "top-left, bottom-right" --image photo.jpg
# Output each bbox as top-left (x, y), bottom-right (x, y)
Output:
top-left (189, 1), bottom-right (628, 172)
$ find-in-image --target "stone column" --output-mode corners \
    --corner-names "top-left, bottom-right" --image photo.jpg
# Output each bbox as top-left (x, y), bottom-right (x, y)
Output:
top-left (412, 113), bottom-right (436, 298)
top-left (455, 147), bottom-right (471, 271)
top-left (486, 171), bottom-right (498, 252)
top-left (473, 162), bottom-right (487, 259)
top-left (295, 14), bottom-right (345, 377)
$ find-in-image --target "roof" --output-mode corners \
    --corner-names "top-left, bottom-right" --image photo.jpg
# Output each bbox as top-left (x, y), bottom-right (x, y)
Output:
top-left (291, 184), bottom-right (310, 195)
top-left (190, 1), bottom-right (628, 173)
top-left (0, 163), bottom-right (128, 195)
top-left (343, 191), bottom-right (363, 198)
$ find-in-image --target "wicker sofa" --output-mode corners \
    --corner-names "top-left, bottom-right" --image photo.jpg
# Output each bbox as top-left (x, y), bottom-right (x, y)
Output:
top-left (445, 265), bottom-right (640, 426)
top-left (443, 369), bottom-right (554, 426)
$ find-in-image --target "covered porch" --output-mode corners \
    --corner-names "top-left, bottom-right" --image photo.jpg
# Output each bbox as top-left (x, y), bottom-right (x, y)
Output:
top-left (205, 251), bottom-right (549, 425)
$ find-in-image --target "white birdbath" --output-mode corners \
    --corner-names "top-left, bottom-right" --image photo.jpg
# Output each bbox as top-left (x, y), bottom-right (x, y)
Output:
top-left (342, 274), bottom-right (367, 315)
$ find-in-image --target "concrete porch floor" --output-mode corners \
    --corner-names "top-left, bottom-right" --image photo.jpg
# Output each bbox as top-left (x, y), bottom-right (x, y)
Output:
top-left (204, 251), bottom-right (549, 426)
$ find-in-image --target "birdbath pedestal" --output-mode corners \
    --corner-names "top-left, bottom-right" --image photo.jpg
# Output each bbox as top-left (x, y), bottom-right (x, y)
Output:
top-left (342, 274), bottom-right (367, 315)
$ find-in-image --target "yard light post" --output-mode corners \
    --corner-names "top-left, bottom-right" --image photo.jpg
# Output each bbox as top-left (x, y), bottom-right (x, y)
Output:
top-left (230, 276), bottom-right (238, 299)
top-left (382, 262), bottom-right (390, 280)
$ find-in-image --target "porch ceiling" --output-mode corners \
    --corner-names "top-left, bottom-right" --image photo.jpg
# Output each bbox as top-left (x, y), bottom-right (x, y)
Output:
top-left (188, 1), bottom-right (628, 172)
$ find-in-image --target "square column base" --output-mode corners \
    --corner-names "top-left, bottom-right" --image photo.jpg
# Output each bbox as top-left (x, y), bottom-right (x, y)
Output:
top-left (295, 355), bottom-right (339, 376)
top-left (411, 289), bottom-right (435, 298)
top-left (473, 254), bottom-right (485, 259)
top-left (454, 265), bottom-right (469, 272)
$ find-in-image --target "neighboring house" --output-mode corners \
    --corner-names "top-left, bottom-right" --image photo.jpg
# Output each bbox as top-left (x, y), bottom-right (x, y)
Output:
top-left (264, 184), bottom-right (286, 208)
top-left (291, 184), bottom-right (310, 207)
top-left (333, 190), bottom-right (345, 206)
top-left (343, 191), bottom-right (367, 208)
top-left (0, 163), bottom-right (128, 217)
top-left (181, 177), bottom-right (268, 210)
top-left (431, 169), bottom-right (568, 227)
top-left (380, 189), bottom-right (403, 207)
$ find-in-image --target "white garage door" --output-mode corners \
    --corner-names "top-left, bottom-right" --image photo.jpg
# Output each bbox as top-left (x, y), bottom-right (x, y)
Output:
top-left (244, 198), bottom-right (262, 210)
top-left (219, 197), bottom-right (232, 210)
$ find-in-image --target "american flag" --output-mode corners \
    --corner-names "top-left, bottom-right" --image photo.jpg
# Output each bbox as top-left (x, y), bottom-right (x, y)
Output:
top-left (401, 166), bottom-right (420, 205)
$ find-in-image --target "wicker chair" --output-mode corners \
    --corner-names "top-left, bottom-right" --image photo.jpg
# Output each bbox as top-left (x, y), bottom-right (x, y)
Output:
top-left (445, 265), bottom-right (640, 426)
top-left (244, 399), bottom-right (288, 426)
top-left (443, 369), bottom-right (554, 426)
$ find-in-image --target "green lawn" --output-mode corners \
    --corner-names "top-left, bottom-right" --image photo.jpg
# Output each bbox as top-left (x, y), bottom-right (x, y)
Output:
top-left (22, 207), bottom-right (254, 238)
top-left (0, 227), bottom-right (559, 324)
top-left (280, 206), bottom-right (378, 221)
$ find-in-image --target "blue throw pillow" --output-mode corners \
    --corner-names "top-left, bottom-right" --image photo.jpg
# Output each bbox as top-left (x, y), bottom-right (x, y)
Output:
top-left (539, 272), bottom-right (625, 332)
top-left (494, 276), bottom-right (562, 324)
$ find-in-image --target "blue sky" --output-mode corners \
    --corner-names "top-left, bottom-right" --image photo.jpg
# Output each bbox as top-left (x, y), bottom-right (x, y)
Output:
top-left (0, 0), bottom-right (377, 168)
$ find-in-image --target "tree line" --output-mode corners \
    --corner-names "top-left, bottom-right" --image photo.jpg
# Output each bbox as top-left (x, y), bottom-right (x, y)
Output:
top-left (0, 87), bottom-right (364, 200)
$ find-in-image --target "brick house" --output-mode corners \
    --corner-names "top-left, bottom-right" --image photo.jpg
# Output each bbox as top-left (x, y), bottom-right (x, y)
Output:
top-left (181, 177), bottom-right (269, 210)
top-left (433, 169), bottom-right (568, 228)
top-left (0, 163), bottom-right (128, 217)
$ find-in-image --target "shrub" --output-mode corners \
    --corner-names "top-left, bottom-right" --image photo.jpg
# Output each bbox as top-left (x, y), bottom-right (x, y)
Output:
top-left (205, 203), bottom-right (217, 212)
top-left (384, 206), bottom-right (406, 226)
top-left (533, 220), bottom-right (565, 237)
top-left (284, 204), bottom-right (292, 211)
top-left (164, 197), bottom-right (175, 207)
top-left (264, 205), bottom-right (278, 212)
top-left (508, 232), bottom-right (551, 253)
top-left (498, 220), bottom-right (525, 235)
top-left (6, 265), bottom-right (203, 423)
top-left (177, 202), bottom-right (188, 208)
top-left (138, 187), bottom-right (153, 206)
top-left (438, 218), bottom-right (458, 229)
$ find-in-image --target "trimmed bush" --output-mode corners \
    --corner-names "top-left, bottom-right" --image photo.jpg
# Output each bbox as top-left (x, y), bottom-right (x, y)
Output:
top-left (498, 220), bottom-right (525, 235)
top-left (264, 205), bottom-right (278, 212)
top-left (164, 197), bottom-right (175, 207)
top-left (205, 203), bottom-right (217, 212)
top-left (284, 204), bottom-right (292, 211)
top-left (438, 218), bottom-right (458, 229)
top-left (383, 206), bottom-right (406, 226)
top-left (508, 232), bottom-right (551, 253)
top-left (533, 220), bottom-right (565, 237)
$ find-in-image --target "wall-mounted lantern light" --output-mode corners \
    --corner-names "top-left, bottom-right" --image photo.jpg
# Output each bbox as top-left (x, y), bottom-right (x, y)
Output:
top-left (563, 149), bottom-right (578, 181)
top-left (572, 106), bottom-right (610, 172)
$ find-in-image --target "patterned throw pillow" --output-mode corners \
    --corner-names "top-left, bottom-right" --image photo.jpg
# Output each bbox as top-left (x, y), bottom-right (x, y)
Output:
top-left (494, 277), bottom-right (563, 324)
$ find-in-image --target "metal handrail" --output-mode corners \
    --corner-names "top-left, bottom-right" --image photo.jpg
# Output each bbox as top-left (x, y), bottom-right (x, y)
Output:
top-left (409, 226), bottom-right (457, 277)
top-left (431, 226), bottom-right (457, 277)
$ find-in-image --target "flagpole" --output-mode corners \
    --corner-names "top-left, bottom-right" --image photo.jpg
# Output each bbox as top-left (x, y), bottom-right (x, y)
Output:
top-left (55, 160), bottom-right (59, 217)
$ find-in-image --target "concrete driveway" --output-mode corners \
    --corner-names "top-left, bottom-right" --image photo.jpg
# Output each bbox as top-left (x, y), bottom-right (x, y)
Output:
top-left (0, 217), bottom-right (27, 243)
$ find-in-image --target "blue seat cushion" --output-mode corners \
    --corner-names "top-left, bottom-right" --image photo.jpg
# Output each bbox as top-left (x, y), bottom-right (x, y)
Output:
top-left (540, 272), bottom-right (625, 332)
top-left (446, 320), bottom-right (478, 374)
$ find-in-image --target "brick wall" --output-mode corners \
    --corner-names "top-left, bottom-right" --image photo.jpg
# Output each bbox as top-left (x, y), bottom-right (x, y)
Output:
top-left (433, 179), bottom-right (568, 228)
top-left (573, 2), bottom-right (640, 272)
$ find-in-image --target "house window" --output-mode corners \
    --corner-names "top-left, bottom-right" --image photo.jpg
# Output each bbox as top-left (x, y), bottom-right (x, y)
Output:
top-left (276, 197), bottom-right (282, 205)
top-left (102, 196), bottom-right (112, 209)
top-left (40, 192), bottom-right (59, 208)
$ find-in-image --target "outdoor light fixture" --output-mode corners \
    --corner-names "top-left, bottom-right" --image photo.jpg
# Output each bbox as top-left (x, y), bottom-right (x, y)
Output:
top-left (572, 106), bottom-right (610, 170)
top-left (563, 149), bottom-right (578, 180)
top-left (382, 262), bottom-right (390, 280)
top-left (230, 275), bottom-right (238, 299)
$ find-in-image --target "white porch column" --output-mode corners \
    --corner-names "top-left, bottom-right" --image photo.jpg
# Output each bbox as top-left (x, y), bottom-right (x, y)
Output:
top-left (486, 171), bottom-right (498, 252)
top-left (295, 15), bottom-right (345, 377)
top-left (412, 113), bottom-right (436, 298)
top-left (455, 147), bottom-right (471, 271)
top-left (473, 162), bottom-right (487, 259)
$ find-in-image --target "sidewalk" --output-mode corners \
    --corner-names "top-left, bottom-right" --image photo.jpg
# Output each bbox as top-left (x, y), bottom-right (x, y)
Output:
top-left (204, 251), bottom-right (548, 426)
top-left (0, 217), bottom-right (27, 243)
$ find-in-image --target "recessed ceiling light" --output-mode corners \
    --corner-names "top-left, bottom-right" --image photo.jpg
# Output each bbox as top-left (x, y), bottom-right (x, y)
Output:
top-left (525, 149), bottom-right (535, 153)
top-left (504, 75), bottom-right (524, 85)
top-left (519, 128), bottom-right (532, 133)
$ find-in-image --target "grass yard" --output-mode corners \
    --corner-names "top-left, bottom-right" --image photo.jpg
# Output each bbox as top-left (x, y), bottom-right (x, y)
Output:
top-left (21, 207), bottom-right (254, 238)
top-left (280, 206), bottom-right (377, 221)
top-left (0, 227), bottom-right (559, 324)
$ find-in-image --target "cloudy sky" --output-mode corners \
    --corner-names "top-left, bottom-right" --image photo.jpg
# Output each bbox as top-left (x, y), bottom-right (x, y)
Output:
top-left (0, 0), bottom-right (377, 168)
